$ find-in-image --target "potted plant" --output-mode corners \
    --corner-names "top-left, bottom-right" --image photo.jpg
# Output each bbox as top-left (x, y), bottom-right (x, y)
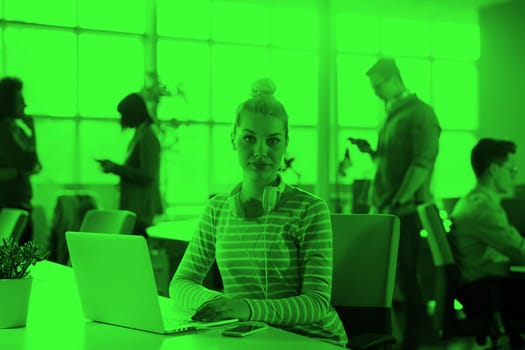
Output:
top-left (0, 238), bottom-right (48, 328)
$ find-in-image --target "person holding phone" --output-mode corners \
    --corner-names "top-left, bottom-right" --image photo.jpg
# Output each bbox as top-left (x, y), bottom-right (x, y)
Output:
top-left (350, 59), bottom-right (441, 350)
top-left (170, 95), bottom-right (348, 348)
top-left (0, 77), bottom-right (42, 245)
top-left (97, 93), bottom-right (163, 236)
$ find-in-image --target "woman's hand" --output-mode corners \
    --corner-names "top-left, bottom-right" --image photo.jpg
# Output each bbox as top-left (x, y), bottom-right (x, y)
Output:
top-left (192, 296), bottom-right (250, 322)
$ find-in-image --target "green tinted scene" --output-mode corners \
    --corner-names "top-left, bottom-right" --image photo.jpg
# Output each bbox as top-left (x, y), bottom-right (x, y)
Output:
top-left (2, 0), bottom-right (519, 226)
top-left (1, 1), bottom-right (524, 345)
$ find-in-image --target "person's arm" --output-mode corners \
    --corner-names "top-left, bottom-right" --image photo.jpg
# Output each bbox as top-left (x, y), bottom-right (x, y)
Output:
top-left (475, 203), bottom-right (525, 265)
top-left (391, 165), bottom-right (430, 205)
top-left (244, 200), bottom-right (333, 326)
top-left (349, 138), bottom-right (377, 160)
top-left (391, 107), bottom-right (440, 206)
top-left (0, 120), bottom-right (39, 174)
top-left (169, 203), bottom-right (223, 310)
top-left (111, 129), bottom-right (161, 184)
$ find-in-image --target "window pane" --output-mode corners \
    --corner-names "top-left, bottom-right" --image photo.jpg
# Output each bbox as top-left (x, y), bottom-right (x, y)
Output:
top-left (432, 61), bottom-right (478, 130)
top-left (77, 120), bottom-right (131, 184)
top-left (79, 0), bottom-right (146, 33)
top-left (210, 125), bottom-right (242, 194)
top-left (285, 127), bottom-right (317, 185)
top-left (157, 0), bottom-right (210, 39)
top-left (270, 49), bottom-right (318, 126)
top-left (211, 44), bottom-right (270, 122)
top-left (381, 18), bottom-right (431, 57)
top-left (432, 23), bottom-right (480, 60)
top-left (4, 26), bottom-right (77, 117)
top-left (79, 33), bottom-right (144, 118)
top-left (433, 132), bottom-right (477, 199)
top-left (157, 40), bottom-right (210, 122)
top-left (270, 7), bottom-right (318, 49)
top-left (396, 58), bottom-right (431, 105)
top-left (211, 1), bottom-right (269, 45)
top-left (337, 54), bottom-right (383, 128)
top-left (161, 125), bottom-right (209, 205)
top-left (337, 14), bottom-right (379, 54)
top-left (32, 119), bottom-right (76, 184)
top-left (5, 0), bottom-right (76, 27)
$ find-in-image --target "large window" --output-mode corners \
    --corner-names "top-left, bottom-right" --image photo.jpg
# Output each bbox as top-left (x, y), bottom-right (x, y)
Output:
top-left (1, 0), bottom-right (322, 208)
top-left (1, 0), bottom-right (482, 207)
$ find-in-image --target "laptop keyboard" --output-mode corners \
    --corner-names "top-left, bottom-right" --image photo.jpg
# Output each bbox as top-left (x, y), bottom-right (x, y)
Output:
top-left (164, 318), bottom-right (197, 332)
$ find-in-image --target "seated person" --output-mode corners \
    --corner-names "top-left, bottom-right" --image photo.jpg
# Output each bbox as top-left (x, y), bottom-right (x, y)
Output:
top-left (450, 138), bottom-right (525, 349)
top-left (169, 95), bottom-right (348, 347)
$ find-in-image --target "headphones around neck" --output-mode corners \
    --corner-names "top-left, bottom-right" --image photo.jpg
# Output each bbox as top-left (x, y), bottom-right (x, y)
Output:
top-left (229, 178), bottom-right (284, 218)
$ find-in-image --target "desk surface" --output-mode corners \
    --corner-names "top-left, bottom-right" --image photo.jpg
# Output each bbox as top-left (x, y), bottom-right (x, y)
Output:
top-left (0, 261), bottom-right (342, 350)
top-left (147, 219), bottom-right (198, 242)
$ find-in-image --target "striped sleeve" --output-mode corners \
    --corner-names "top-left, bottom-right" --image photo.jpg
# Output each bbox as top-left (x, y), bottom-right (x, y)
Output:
top-left (245, 199), bottom-right (333, 326)
top-left (169, 202), bottom-right (222, 309)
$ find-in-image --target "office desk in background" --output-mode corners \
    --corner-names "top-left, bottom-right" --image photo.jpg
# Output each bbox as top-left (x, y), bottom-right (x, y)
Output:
top-left (0, 261), bottom-right (342, 350)
top-left (147, 219), bottom-right (223, 296)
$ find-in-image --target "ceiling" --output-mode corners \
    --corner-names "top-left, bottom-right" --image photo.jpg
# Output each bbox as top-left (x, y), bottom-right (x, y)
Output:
top-left (334, 0), bottom-right (514, 23)
top-left (251, 0), bottom-right (514, 23)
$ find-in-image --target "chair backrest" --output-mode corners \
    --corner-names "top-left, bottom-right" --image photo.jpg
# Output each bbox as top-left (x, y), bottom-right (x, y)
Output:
top-left (441, 197), bottom-right (460, 216)
top-left (331, 214), bottom-right (400, 335)
top-left (0, 208), bottom-right (29, 244)
top-left (79, 209), bottom-right (136, 234)
top-left (417, 203), bottom-right (455, 267)
top-left (417, 202), bottom-right (460, 338)
top-left (418, 203), bottom-right (502, 342)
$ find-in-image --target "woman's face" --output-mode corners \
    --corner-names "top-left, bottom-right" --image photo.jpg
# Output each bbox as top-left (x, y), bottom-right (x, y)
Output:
top-left (232, 111), bottom-right (288, 184)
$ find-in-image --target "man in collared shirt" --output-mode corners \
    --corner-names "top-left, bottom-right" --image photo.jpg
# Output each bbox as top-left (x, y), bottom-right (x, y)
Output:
top-left (351, 59), bottom-right (441, 350)
top-left (450, 138), bottom-right (525, 349)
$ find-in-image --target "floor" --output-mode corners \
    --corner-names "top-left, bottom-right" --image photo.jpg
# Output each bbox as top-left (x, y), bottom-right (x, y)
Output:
top-left (391, 303), bottom-right (516, 350)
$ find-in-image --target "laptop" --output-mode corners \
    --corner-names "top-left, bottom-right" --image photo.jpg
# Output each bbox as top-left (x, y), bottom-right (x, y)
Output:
top-left (65, 231), bottom-right (238, 334)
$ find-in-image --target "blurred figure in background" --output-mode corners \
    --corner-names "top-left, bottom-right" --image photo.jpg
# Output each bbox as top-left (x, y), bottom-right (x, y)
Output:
top-left (450, 138), bottom-right (525, 350)
top-left (0, 77), bottom-right (42, 245)
top-left (351, 59), bottom-right (441, 350)
top-left (97, 93), bottom-right (163, 237)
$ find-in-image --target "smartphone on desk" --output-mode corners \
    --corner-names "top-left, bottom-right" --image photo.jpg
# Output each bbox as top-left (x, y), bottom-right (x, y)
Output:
top-left (221, 324), bottom-right (268, 337)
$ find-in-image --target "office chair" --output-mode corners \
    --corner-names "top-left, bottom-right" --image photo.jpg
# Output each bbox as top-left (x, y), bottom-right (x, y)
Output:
top-left (417, 202), bottom-right (501, 349)
top-left (79, 209), bottom-right (136, 234)
top-left (440, 197), bottom-right (460, 215)
top-left (331, 214), bottom-right (400, 350)
top-left (0, 208), bottom-right (29, 244)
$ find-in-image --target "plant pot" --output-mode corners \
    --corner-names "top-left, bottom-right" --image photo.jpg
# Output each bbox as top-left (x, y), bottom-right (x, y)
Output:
top-left (0, 277), bottom-right (33, 328)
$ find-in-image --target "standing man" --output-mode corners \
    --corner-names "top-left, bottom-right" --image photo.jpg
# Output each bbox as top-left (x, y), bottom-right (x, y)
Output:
top-left (351, 59), bottom-right (441, 350)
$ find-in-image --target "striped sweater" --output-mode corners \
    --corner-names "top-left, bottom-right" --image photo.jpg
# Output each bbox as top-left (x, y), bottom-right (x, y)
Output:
top-left (170, 185), bottom-right (348, 347)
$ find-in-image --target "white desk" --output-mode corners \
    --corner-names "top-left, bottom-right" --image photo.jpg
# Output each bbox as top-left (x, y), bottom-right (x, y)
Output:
top-left (0, 261), bottom-right (342, 350)
top-left (146, 219), bottom-right (198, 242)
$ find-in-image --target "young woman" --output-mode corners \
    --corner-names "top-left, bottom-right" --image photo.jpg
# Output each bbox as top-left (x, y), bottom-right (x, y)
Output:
top-left (97, 93), bottom-right (163, 236)
top-left (170, 95), bottom-right (348, 347)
